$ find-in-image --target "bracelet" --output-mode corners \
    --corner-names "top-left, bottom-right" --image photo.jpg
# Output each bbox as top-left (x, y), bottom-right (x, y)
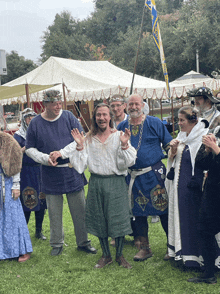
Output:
top-left (76, 145), bottom-right (84, 151)
top-left (121, 144), bottom-right (129, 150)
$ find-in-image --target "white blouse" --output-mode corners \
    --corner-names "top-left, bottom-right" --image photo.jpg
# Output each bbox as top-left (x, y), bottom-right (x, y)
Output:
top-left (60, 131), bottom-right (137, 175)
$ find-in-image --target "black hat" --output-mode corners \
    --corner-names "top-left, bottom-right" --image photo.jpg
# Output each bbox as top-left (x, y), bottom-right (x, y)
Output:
top-left (187, 87), bottom-right (220, 104)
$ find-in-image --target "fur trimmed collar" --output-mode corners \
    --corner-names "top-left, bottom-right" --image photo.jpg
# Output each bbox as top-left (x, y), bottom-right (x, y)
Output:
top-left (0, 132), bottom-right (22, 177)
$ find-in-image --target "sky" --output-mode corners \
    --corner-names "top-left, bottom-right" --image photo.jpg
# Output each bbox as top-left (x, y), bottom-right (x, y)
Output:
top-left (0, 0), bottom-right (95, 64)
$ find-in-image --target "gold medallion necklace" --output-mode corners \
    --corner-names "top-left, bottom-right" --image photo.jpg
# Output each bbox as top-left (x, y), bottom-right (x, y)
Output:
top-left (128, 115), bottom-right (145, 152)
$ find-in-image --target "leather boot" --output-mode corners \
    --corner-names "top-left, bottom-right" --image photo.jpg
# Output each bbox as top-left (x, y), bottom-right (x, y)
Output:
top-left (133, 236), bottom-right (153, 261)
top-left (134, 236), bottom-right (141, 250)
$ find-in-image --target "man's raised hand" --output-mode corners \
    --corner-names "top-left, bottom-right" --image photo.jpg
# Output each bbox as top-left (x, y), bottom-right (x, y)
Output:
top-left (71, 129), bottom-right (85, 149)
top-left (120, 128), bottom-right (131, 148)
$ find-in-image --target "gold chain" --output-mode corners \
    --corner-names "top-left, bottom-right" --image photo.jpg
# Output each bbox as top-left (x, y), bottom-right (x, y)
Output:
top-left (128, 116), bottom-right (144, 152)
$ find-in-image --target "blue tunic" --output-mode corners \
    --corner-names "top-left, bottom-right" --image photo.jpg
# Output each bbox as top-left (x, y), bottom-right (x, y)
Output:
top-left (0, 167), bottom-right (33, 259)
top-left (118, 116), bottom-right (172, 216)
top-left (14, 133), bottom-right (46, 212)
top-left (26, 111), bottom-right (87, 195)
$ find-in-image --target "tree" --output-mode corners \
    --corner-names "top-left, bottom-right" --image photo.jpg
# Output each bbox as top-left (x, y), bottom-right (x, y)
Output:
top-left (40, 11), bottom-right (92, 62)
top-left (86, 0), bottom-right (151, 48)
top-left (40, 0), bottom-right (220, 82)
top-left (162, 0), bottom-right (220, 78)
top-left (1, 51), bottom-right (37, 85)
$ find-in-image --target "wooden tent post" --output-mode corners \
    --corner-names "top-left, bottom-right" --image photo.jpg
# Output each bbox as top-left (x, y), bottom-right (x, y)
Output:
top-left (25, 83), bottom-right (30, 107)
top-left (151, 99), bottom-right (154, 116)
top-left (62, 82), bottom-right (67, 110)
top-left (160, 98), bottom-right (163, 121)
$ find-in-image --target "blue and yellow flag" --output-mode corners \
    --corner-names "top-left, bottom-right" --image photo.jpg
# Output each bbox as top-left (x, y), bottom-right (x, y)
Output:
top-left (145, 0), bottom-right (170, 97)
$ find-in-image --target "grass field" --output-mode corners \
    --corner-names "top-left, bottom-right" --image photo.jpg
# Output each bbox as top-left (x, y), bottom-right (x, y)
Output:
top-left (1, 169), bottom-right (219, 294)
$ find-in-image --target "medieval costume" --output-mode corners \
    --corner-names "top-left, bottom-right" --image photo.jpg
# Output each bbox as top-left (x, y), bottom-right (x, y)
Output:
top-left (26, 92), bottom-right (95, 256)
top-left (166, 119), bottom-right (209, 267)
top-left (118, 116), bottom-right (172, 240)
top-left (195, 127), bottom-right (220, 273)
top-left (14, 108), bottom-right (47, 239)
top-left (60, 130), bottom-right (136, 267)
top-left (0, 132), bottom-right (32, 260)
top-left (61, 130), bottom-right (136, 238)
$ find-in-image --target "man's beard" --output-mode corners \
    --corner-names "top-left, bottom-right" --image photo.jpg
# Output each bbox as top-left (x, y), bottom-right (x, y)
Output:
top-left (97, 121), bottom-right (108, 132)
top-left (98, 126), bottom-right (107, 132)
top-left (194, 104), bottom-right (212, 116)
top-left (128, 109), bottom-right (143, 118)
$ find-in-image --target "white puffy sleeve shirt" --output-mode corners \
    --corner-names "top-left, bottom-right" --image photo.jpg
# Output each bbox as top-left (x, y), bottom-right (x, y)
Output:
top-left (60, 131), bottom-right (137, 175)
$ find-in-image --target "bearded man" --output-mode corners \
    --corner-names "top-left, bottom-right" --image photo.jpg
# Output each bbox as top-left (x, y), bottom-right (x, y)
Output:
top-left (117, 94), bottom-right (172, 261)
top-left (50, 103), bottom-right (137, 269)
top-left (187, 87), bottom-right (220, 130)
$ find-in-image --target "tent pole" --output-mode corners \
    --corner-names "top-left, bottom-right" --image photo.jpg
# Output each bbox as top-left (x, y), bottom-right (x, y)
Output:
top-left (130, 4), bottom-right (146, 95)
top-left (151, 99), bottom-right (154, 116)
top-left (160, 98), bottom-right (163, 121)
top-left (62, 82), bottom-right (67, 110)
top-left (25, 83), bottom-right (30, 108)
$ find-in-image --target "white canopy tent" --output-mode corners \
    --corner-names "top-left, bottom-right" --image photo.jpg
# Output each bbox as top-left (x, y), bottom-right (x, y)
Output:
top-left (170, 70), bottom-right (220, 98)
top-left (0, 58), bottom-right (220, 105)
top-left (0, 56), bottom-right (167, 105)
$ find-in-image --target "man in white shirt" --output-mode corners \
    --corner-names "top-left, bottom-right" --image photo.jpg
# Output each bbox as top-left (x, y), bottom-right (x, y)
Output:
top-left (50, 103), bottom-right (137, 269)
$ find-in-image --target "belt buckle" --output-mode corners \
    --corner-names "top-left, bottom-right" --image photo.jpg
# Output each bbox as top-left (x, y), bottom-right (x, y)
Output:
top-left (68, 163), bottom-right (73, 168)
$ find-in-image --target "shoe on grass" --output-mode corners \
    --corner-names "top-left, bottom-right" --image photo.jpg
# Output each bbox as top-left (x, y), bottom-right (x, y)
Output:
top-left (77, 244), bottom-right (97, 254)
top-left (94, 256), bottom-right (113, 269)
top-left (116, 255), bottom-right (132, 269)
top-left (18, 253), bottom-right (31, 263)
top-left (35, 232), bottom-right (47, 240)
top-left (163, 249), bottom-right (171, 261)
top-left (50, 246), bottom-right (63, 256)
top-left (187, 275), bottom-right (217, 284)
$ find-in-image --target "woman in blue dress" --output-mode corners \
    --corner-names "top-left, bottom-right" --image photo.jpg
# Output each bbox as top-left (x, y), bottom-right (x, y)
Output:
top-left (0, 131), bottom-right (32, 262)
top-left (14, 108), bottom-right (47, 240)
top-left (166, 106), bottom-right (208, 267)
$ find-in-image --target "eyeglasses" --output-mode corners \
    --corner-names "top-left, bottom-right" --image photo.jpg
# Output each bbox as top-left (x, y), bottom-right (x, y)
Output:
top-left (110, 104), bottom-right (123, 109)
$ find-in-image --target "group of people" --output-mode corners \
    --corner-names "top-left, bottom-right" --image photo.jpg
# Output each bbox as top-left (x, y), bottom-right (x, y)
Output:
top-left (166, 87), bottom-right (220, 284)
top-left (0, 87), bottom-right (220, 285)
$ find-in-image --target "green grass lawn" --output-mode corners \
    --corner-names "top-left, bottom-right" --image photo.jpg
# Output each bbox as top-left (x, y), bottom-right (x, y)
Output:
top-left (1, 169), bottom-right (219, 294)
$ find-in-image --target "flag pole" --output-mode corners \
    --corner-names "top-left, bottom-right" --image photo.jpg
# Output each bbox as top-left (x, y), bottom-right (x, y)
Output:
top-left (145, 0), bottom-right (175, 135)
top-left (130, 4), bottom-right (146, 95)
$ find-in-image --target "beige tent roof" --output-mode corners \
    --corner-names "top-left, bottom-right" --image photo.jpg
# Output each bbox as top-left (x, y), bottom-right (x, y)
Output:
top-left (1, 58), bottom-right (219, 105)
top-left (170, 70), bottom-right (220, 97)
top-left (0, 56), bottom-right (168, 105)
top-left (0, 83), bottom-right (60, 101)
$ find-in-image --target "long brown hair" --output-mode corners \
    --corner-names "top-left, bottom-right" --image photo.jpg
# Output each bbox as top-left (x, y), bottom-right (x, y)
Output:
top-left (87, 103), bottom-right (114, 140)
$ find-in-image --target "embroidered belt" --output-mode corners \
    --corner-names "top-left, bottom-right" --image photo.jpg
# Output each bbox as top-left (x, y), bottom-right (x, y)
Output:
top-left (56, 163), bottom-right (73, 168)
top-left (128, 167), bottom-right (152, 210)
